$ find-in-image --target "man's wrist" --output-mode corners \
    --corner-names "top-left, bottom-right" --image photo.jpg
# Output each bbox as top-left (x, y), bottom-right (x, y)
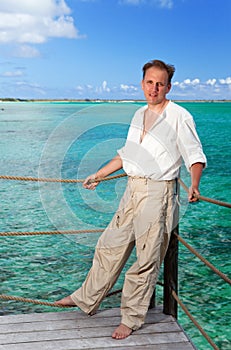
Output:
top-left (95, 171), bottom-right (105, 179)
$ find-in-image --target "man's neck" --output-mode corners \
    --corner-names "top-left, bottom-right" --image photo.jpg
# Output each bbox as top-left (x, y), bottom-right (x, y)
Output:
top-left (147, 99), bottom-right (169, 114)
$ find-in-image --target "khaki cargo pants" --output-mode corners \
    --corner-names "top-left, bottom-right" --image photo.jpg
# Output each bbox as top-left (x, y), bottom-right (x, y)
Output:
top-left (71, 177), bottom-right (177, 330)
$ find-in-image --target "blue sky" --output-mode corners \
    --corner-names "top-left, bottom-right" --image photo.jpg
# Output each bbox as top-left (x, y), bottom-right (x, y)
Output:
top-left (0, 0), bottom-right (230, 100)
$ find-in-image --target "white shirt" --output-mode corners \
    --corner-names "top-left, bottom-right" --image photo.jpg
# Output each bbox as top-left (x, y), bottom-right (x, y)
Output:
top-left (118, 101), bottom-right (207, 180)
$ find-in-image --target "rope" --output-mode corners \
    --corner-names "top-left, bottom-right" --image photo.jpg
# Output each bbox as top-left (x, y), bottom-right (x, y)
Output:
top-left (175, 233), bottom-right (231, 285)
top-left (0, 229), bottom-right (104, 237)
top-left (0, 282), bottom-right (164, 306)
top-left (1, 173), bottom-right (230, 208)
top-left (172, 290), bottom-right (219, 350)
top-left (0, 292), bottom-right (121, 308)
top-left (0, 289), bottom-right (220, 350)
top-left (0, 292), bottom-right (123, 307)
top-left (0, 173), bottom-right (127, 183)
top-left (178, 178), bottom-right (231, 209)
top-left (0, 294), bottom-right (71, 308)
top-left (106, 289), bottom-right (122, 297)
top-left (0, 171), bottom-right (230, 345)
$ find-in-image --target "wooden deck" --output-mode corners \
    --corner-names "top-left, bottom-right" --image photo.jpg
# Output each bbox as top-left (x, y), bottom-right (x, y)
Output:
top-left (0, 306), bottom-right (196, 350)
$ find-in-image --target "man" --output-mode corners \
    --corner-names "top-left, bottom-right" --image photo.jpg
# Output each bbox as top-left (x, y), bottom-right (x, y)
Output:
top-left (56, 59), bottom-right (206, 339)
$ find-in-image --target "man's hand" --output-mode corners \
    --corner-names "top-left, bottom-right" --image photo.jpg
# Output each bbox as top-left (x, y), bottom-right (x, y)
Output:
top-left (189, 162), bottom-right (204, 202)
top-left (83, 174), bottom-right (100, 190)
top-left (82, 155), bottom-right (123, 191)
top-left (188, 185), bottom-right (200, 202)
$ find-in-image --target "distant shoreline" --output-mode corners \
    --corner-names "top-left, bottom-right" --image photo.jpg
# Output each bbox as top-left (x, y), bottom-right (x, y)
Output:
top-left (0, 98), bottom-right (230, 103)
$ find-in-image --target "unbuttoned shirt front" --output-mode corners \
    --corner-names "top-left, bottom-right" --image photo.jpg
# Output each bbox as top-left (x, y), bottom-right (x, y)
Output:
top-left (118, 101), bottom-right (207, 180)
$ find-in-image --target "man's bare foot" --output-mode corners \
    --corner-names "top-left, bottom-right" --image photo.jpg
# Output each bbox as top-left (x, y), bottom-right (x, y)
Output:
top-left (112, 323), bottom-right (132, 339)
top-left (54, 295), bottom-right (76, 307)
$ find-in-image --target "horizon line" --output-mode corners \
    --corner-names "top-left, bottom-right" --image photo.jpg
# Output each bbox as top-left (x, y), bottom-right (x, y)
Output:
top-left (0, 98), bottom-right (230, 103)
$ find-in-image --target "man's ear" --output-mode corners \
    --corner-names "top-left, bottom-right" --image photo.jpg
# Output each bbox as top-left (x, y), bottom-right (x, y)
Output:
top-left (166, 83), bottom-right (172, 93)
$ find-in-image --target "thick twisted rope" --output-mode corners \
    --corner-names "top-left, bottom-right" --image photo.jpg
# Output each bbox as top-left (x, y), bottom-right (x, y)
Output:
top-left (1, 230), bottom-right (229, 286)
top-left (0, 289), bottom-right (220, 350)
top-left (0, 294), bottom-right (70, 308)
top-left (0, 229), bottom-right (104, 237)
top-left (0, 173), bottom-right (127, 183)
top-left (178, 178), bottom-right (231, 208)
top-left (1, 174), bottom-right (230, 208)
top-left (0, 173), bottom-right (230, 318)
top-left (0, 289), bottom-right (123, 308)
top-left (172, 290), bottom-right (219, 350)
top-left (174, 233), bottom-right (231, 285)
top-left (0, 283), bottom-right (163, 308)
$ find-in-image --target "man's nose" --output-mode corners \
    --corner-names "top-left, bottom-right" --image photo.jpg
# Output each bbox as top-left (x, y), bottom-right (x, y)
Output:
top-left (153, 83), bottom-right (159, 91)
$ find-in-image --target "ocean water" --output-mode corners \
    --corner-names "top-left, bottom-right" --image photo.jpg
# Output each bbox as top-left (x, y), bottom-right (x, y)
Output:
top-left (0, 101), bottom-right (230, 349)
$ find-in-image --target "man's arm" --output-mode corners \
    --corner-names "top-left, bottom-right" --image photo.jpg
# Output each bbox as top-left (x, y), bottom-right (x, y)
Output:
top-left (83, 154), bottom-right (123, 190)
top-left (188, 162), bottom-right (204, 202)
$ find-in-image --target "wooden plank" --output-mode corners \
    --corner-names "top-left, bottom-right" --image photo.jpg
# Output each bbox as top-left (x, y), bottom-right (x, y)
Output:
top-left (0, 311), bottom-right (174, 334)
top-left (0, 344), bottom-right (194, 350)
top-left (0, 316), bottom-right (175, 335)
top-left (0, 343), bottom-right (195, 350)
top-left (0, 308), bottom-right (196, 350)
top-left (99, 345), bottom-right (195, 350)
top-left (0, 332), bottom-right (192, 350)
top-left (0, 321), bottom-right (181, 344)
top-left (0, 306), bottom-right (163, 324)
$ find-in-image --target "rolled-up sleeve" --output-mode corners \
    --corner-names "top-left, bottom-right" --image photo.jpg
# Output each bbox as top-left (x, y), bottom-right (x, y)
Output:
top-left (117, 146), bottom-right (125, 159)
top-left (177, 117), bottom-right (207, 171)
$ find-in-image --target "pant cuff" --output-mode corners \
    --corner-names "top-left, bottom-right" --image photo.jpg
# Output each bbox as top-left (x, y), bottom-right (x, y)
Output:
top-left (121, 315), bottom-right (142, 331)
top-left (70, 293), bottom-right (96, 315)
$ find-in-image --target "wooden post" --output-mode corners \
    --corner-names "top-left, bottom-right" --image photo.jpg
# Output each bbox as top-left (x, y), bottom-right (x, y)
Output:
top-left (163, 224), bottom-right (179, 318)
top-left (163, 183), bottom-right (179, 318)
top-left (149, 288), bottom-right (156, 309)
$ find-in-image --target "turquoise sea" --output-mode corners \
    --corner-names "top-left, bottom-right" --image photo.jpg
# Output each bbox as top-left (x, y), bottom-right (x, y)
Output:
top-left (0, 101), bottom-right (230, 349)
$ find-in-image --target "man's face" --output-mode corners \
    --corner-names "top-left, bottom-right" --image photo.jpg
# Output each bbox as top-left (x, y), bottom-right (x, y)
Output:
top-left (141, 67), bottom-right (171, 106)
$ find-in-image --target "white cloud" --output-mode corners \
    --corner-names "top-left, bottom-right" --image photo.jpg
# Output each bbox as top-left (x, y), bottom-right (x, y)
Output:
top-left (119, 0), bottom-right (144, 4)
top-left (75, 85), bottom-right (84, 91)
top-left (183, 79), bottom-right (191, 85)
top-left (73, 81), bottom-right (139, 99)
top-left (0, 0), bottom-right (71, 16)
top-left (192, 78), bottom-right (200, 85)
top-left (173, 78), bottom-right (200, 89)
top-left (172, 76), bottom-right (231, 100)
top-left (94, 80), bottom-right (110, 93)
top-left (86, 81), bottom-right (112, 95)
top-left (206, 79), bottom-right (216, 86)
top-left (219, 77), bottom-right (231, 85)
top-left (13, 44), bottom-right (40, 58)
top-left (158, 0), bottom-right (173, 9)
top-left (5, 75), bottom-right (229, 100)
top-left (184, 78), bottom-right (200, 85)
top-left (73, 76), bottom-right (231, 100)
top-left (102, 80), bottom-right (110, 92)
top-left (120, 84), bottom-right (131, 91)
top-left (15, 80), bottom-right (46, 95)
top-left (2, 70), bottom-right (24, 77)
top-left (0, 0), bottom-right (81, 46)
top-left (120, 84), bottom-right (138, 93)
top-left (119, 0), bottom-right (173, 8)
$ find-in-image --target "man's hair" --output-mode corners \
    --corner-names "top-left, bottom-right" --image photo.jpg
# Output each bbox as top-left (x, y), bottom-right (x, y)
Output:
top-left (142, 59), bottom-right (175, 83)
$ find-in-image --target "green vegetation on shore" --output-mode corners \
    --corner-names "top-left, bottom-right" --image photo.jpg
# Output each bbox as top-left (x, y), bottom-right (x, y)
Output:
top-left (0, 98), bottom-right (230, 103)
